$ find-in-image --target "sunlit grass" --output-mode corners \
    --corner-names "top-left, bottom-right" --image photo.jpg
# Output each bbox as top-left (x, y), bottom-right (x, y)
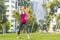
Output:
top-left (0, 33), bottom-right (60, 40)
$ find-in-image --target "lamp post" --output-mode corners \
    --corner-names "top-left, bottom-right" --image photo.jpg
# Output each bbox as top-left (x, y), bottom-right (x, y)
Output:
top-left (15, 18), bottom-right (17, 32)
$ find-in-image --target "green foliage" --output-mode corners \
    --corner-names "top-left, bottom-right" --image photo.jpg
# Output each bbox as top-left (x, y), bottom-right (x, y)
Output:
top-left (18, 0), bottom-right (30, 7)
top-left (4, 21), bottom-right (10, 32)
top-left (12, 10), bottom-right (20, 24)
top-left (55, 13), bottom-right (60, 29)
top-left (42, 0), bottom-right (60, 31)
top-left (0, 0), bottom-right (7, 24)
top-left (27, 11), bottom-right (34, 24)
top-left (44, 11), bottom-right (52, 31)
top-left (0, 0), bottom-right (4, 5)
top-left (42, 0), bottom-right (60, 15)
top-left (0, 0), bottom-right (8, 33)
top-left (55, 13), bottom-right (60, 22)
top-left (12, 10), bottom-right (19, 18)
top-left (32, 22), bottom-right (38, 32)
top-left (24, 8), bottom-right (37, 33)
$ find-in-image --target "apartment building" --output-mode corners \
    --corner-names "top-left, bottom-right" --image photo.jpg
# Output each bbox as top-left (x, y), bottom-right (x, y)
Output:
top-left (4, 0), bottom-right (18, 32)
top-left (30, 0), bottom-right (46, 23)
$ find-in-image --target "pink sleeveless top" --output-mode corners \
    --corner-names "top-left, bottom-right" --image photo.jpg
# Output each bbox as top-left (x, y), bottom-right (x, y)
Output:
top-left (20, 12), bottom-right (26, 23)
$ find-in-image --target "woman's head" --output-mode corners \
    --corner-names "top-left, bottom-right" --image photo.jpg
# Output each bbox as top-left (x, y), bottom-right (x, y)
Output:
top-left (20, 6), bottom-right (26, 11)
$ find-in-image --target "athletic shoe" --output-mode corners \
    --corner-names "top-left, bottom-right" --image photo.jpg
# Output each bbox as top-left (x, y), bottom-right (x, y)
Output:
top-left (27, 34), bottom-right (30, 40)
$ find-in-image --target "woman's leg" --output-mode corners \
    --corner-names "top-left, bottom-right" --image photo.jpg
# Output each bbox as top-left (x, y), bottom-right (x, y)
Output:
top-left (25, 22), bottom-right (30, 40)
top-left (17, 23), bottom-right (23, 38)
top-left (25, 22), bottom-right (28, 33)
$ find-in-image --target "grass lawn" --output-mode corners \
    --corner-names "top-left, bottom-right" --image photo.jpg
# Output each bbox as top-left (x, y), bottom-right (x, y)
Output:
top-left (0, 33), bottom-right (60, 40)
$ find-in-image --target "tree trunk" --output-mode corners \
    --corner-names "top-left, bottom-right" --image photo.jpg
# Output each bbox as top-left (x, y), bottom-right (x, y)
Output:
top-left (31, 22), bottom-right (34, 33)
top-left (48, 26), bottom-right (54, 32)
top-left (2, 24), bottom-right (5, 34)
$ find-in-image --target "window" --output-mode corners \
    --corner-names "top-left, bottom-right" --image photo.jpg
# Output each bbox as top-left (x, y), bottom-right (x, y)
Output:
top-left (4, 0), bottom-right (9, 2)
top-left (11, 5), bottom-right (14, 8)
top-left (6, 5), bottom-right (9, 8)
top-left (11, 25), bottom-right (14, 27)
top-left (11, 20), bottom-right (14, 22)
top-left (6, 10), bottom-right (9, 12)
top-left (6, 15), bottom-right (9, 17)
top-left (11, 1), bottom-right (14, 3)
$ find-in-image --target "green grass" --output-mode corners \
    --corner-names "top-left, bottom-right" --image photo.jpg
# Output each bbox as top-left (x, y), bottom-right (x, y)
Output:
top-left (0, 33), bottom-right (60, 40)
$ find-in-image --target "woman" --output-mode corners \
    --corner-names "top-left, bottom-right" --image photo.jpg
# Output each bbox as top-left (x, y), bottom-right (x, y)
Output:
top-left (17, 6), bottom-right (30, 39)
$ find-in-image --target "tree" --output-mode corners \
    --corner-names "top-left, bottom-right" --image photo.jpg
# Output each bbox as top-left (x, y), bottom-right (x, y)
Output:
top-left (4, 21), bottom-right (10, 33)
top-left (18, 0), bottom-right (30, 7)
top-left (25, 8), bottom-right (34, 24)
top-left (55, 13), bottom-right (60, 30)
top-left (12, 10), bottom-right (20, 26)
top-left (12, 10), bottom-right (19, 23)
top-left (42, 0), bottom-right (60, 32)
top-left (0, 0), bottom-right (7, 33)
top-left (25, 7), bottom-right (37, 32)
top-left (12, 10), bottom-right (19, 32)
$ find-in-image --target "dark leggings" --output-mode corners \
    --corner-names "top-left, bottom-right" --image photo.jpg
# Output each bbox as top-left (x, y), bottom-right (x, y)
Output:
top-left (18, 22), bottom-right (28, 35)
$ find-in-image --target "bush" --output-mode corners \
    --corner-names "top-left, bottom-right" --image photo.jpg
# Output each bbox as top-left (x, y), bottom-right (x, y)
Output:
top-left (4, 21), bottom-right (10, 32)
top-left (31, 22), bottom-right (38, 33)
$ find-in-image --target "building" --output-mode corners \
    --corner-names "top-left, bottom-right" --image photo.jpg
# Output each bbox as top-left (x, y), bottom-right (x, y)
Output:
top-left (30, 0), bottom-right (46, 23)
top-left (4, 0), bottom-right (18, 32)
